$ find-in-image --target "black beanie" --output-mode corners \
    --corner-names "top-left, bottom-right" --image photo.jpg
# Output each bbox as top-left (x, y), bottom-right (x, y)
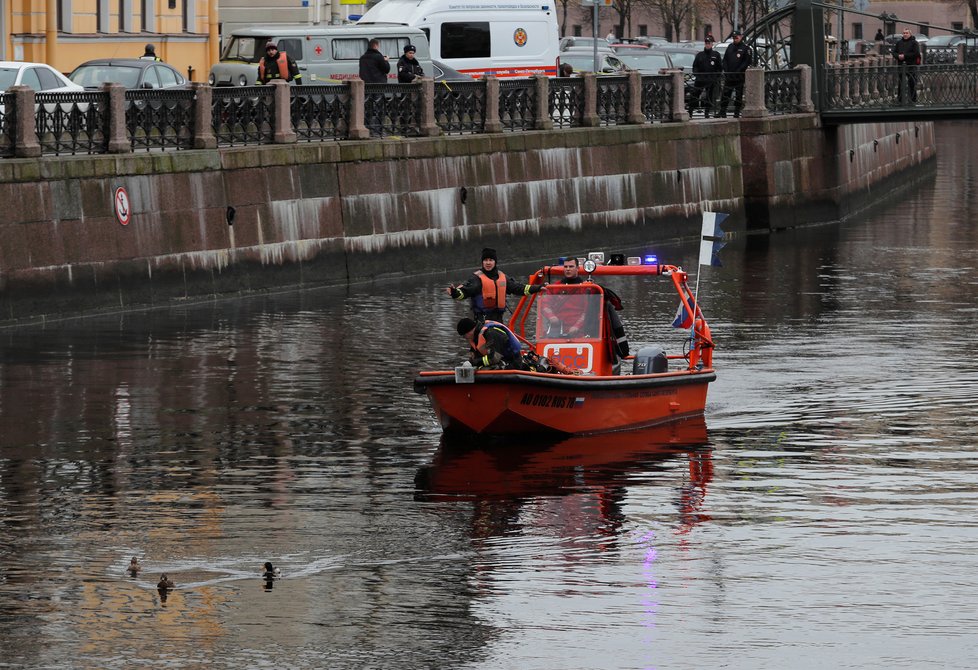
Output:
top-left (457, 318), bottom-right (477, 336)
top-left (481, 247), bottom-right (497, 261)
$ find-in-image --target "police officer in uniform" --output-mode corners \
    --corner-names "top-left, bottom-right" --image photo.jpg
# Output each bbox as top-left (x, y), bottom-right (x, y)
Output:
top-left (690, 36), bottom-right (723, 117)
top-left (397, 44), bottom-right (425, 83)
top-left (718, 30), bottom-right (751, 118)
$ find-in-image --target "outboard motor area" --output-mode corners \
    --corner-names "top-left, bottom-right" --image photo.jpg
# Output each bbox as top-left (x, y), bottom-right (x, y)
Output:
top-left (632, 346), bottom-right (668, 374)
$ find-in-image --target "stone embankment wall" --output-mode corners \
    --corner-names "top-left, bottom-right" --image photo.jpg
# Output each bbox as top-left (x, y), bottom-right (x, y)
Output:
top-left (0, 116), bottom-right (934, 324)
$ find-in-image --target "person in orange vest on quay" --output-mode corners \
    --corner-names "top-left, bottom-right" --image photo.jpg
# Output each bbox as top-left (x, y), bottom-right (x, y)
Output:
top-left (445, 247), bottom-right (543, 323)
top-left (256, 41), bottom-right (302, 85)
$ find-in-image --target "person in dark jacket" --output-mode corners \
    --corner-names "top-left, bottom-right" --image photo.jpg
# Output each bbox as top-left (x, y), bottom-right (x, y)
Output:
top-left (140, 44), bottom-right (162, 61)
top-left (359, 38), bottom-right (391, 83)
top-left (397, 44), bottom-right (424, 83)
top-left (456, 318), bottom-right (524, 369)
top-left (445, 247), bottom-right (543, 323)
top-left (718, 30), bottom-right (751, 118)
top-left (689, 36), bottom-right (723, 117)
top-left (256, 41), bottom-right (302, 85)
top-left (892, 28), bottom-right (921, 103)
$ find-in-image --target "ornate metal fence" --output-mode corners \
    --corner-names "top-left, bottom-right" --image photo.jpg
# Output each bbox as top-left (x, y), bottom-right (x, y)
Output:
top-left (764, 69), bottom-right (802, 114)
top-left (597, 76), bottom-right (630, 125)
top-left (824, 63), bottom-right (978, 109)
top-left (126, 88), bottom-right (196, 151)
top-left (0, 93), bottom-right (13, 157)
top-left (34, 91), bottom-right (108, 156)
top-left (682, 73), bottom-right (722, 119)
top-left (292, 85), bottom-right (351, 141)
top-left (213, 86), bottom-right (274, 146)
top-left (548, 78), bottom-right (585, 128)
top-left (364, 83), bottom-right (422, 138)
top-left (499, 79), bottom-right (536, 131)
top-left (433, 80), bottom-right (486, 135)
top-left (640, 75), bottom-right (673, 122)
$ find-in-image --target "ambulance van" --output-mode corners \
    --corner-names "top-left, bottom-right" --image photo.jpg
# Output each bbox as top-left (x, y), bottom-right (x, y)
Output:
top-left (208, 24), bottom-right (432, 86)
top-left (357, 0), bottom-right (559, 78)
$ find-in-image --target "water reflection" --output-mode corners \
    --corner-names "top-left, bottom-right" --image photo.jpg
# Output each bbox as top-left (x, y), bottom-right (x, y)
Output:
top-left (416, 417), bottom-right (713, 541)
top-left (2, 123), bottom-right (978, 669)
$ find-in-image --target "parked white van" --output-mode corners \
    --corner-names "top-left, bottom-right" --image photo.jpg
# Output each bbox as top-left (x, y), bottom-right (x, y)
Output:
top-left (208, 24), bottom-right (433, 86)
top-left (357, 0), bottom-right (559, 78)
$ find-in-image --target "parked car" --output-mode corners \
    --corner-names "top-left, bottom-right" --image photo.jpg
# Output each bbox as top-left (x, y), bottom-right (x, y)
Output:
top-left (0, 60), bottom-right (87, 119)
top-left (1, 61), bottom-right (84, 94)
top-left (654, 46), bottom-right (695, 70)
top-left (431, 59), bottom-right (472, 81)
top-left (612, 51), bottom-right (673, 74)
top-left (922, 34), bottom-right (966, 63)
top-left (560, 36), bottom-right (615, 52)
top-left (69, 59), bottom-right (187, 90)
top-left (559, 52), bottom-right (629, 74)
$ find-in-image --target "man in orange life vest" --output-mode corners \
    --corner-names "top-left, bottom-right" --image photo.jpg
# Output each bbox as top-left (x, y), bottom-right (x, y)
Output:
top-left (444, 248), bottom-right (542, 323)
top-left (256, 41), bottom-right (302, 85)
top-left (456, 318), bottom-right (524, 369)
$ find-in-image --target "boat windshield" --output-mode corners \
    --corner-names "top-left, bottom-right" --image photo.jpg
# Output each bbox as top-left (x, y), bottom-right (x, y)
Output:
top-left (535, 285), bottom-right (604, 339)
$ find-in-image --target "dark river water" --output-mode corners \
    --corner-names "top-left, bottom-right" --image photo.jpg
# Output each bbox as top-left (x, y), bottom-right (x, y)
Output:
top-left (2, 123), bottom-right (978, 670)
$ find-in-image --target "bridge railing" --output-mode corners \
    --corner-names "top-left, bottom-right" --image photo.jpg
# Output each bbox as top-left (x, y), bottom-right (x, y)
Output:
top-left (2, 69), bottom-right (812, 158)
top-left (823, 58), bottom-right (978, 110)
top-left (764, 69), bottom-right (803, 114)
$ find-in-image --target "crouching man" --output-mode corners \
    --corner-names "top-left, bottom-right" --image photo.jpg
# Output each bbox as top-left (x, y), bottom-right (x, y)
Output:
top-left (456, 318), bottom-right (524, 369)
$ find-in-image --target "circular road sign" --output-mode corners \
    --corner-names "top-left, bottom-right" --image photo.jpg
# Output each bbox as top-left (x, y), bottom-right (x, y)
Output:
top-left (114, 186), bottom-right (131, 226)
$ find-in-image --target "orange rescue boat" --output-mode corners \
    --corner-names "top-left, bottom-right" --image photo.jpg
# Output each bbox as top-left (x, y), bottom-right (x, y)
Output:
top-left (414, 258), bottom-right (716, 436)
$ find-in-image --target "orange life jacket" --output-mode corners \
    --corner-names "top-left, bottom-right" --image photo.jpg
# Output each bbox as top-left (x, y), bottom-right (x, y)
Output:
top-left (259, 52), bottom-right (290, 82)
top-left (473, 270), bottom-right (507, 313)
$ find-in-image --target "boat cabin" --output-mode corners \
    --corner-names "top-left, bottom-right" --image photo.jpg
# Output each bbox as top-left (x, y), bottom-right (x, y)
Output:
top-left (517, 282), bottom-right (622, 376)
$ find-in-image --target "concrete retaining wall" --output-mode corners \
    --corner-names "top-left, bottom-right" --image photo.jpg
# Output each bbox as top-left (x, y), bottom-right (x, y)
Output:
top-left (0, 115), bottom-right (934, 325)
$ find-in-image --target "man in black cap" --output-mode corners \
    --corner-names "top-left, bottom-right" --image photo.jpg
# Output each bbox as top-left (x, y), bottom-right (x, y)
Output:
top-left (718, 30), bottom-right (751, 118)
top-left (397, 44), bottom-right (425, 83)
top-left (445, 248), bottom-right (543, 323)
top-left (690, 35), bottom-right (723, 118)
top-left (456, 318), bottom-right (524, 369)
top-left (257, 41), bottom-right (302, 85)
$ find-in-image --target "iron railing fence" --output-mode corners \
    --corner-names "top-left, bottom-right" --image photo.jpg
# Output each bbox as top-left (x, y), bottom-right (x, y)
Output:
top-left (597, 76), bottom-right (630, 125)
top-left (824, 63), bottom-right (978, 109)
top-left (433, 80), bottom-right (487, 135)
top-left (548, 78), bottom-right (585, 128)
top-left (34, 91), bottom-right (108, 156)
top-left (126, 88), bottom-right (196, 151)
top-left (0, 92), bottom-right (13, 157)
top-left (640, 74), bottom-right (674, 122)
top-left (764, 69), bottom-right (803, 114)
top-left (683, 72), bottom-right (722, 119)
top-left (292, 85), bottom-right (351, 141)
top-left (499, 79), bottom-right (536, 131)
top-left (213, 86), bottom-right (275, 146)
top-left (364, 83), bottom-right (423, 138)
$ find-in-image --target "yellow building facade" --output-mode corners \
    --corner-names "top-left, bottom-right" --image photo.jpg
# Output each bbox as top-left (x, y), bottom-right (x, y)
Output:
top-left (2, 0), bottom-right (220, 82)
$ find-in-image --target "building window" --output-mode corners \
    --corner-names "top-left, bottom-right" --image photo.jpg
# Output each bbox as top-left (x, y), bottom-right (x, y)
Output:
top-left (853, 22), bottom-right (862, 39)
top-left (919, 22), bottom-right (929, 37)
top-left (142, 0), bottom-right (154, 32)
top-left (704, 24), bottom-right (713, 40)
top-left (573, 24), bottom-right (582, 37)
top-left (665, 25), bottom-right (673, 42)
top-left (638, 24), bottom-right (647, 36)
top-left (98, 0), bottom-right (110, 32)
top-left (952, 22), bottom-right (964, 31)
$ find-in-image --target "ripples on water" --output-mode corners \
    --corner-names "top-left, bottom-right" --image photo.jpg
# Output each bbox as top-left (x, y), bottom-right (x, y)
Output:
top-left (2, 124), bottom-right (978, 669)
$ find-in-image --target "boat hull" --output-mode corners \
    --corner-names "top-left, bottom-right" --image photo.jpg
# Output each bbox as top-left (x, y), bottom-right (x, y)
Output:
top-left (414, 368), bottom-right (715, 436)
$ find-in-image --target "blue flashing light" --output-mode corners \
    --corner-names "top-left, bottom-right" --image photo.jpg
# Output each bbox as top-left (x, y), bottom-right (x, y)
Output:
top-left (643, 254), bottom-right (658, 265)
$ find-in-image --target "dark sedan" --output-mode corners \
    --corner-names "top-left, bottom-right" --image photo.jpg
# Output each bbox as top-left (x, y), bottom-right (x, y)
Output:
top-left (69, 59), bottom-right (188, 90)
